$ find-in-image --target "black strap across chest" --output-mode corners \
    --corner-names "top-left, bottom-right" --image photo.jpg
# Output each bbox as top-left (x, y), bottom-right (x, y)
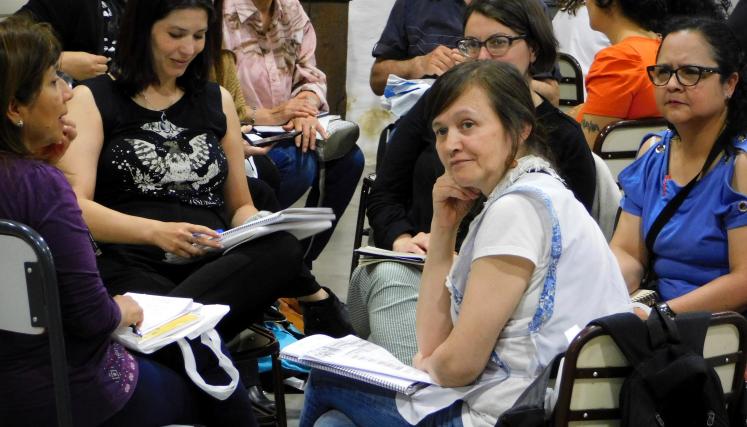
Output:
top-left (644, 132), bottom-right (728, 256)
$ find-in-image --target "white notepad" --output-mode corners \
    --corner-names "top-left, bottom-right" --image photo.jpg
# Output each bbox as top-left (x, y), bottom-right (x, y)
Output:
top-left (112, 293), bottom-right (229, 354)
top-left (280, 334), bottom-right (435, 395)
top-left (165, 207), bottom-right (335, 263)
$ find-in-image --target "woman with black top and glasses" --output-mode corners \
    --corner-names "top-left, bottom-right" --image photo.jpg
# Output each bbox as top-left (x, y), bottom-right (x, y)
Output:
top-left (611, 16), bottom-right (747, 317)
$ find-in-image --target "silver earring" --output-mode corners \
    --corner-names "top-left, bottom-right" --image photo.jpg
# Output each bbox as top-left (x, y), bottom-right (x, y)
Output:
top-left (15, 120), bottom-right (23, 128)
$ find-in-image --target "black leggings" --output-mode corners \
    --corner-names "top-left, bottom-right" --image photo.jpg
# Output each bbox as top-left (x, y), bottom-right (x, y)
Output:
top-left (101, 232), bottom-right (320, 338)
top-left (98, 183), bottom-right (323, 338)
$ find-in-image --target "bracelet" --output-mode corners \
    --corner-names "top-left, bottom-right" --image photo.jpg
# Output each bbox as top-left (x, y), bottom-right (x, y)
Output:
top-left (249, 105), bottom-right (257, 126)
top-left (656, 302), bottom-right (676, 318)
top-left (243, 210), bottom-right (273, 224)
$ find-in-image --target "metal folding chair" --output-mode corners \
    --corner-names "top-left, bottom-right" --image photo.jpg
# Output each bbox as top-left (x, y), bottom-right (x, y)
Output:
top-left (0, 220), bottom-right (73, 426)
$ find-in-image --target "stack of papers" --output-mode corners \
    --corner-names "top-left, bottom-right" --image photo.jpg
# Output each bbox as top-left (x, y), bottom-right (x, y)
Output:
top-left (280, 334), bottom-right (435, 395)
top-left (355, 246), bottom-right (426, 267)
top-left (113, 293), bottom-right (229, 353)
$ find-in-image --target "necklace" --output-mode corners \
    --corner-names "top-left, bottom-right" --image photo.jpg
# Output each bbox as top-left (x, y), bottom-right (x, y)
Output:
top-left (140, 89), bottom-right (180, 130)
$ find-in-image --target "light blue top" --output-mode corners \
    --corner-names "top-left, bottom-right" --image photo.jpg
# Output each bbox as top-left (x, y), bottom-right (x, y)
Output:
top-left (619, 129), bottom-right (747, 301)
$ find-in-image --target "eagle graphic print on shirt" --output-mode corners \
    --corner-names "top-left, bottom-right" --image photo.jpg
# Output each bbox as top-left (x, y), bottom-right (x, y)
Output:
top-left (108, 117), bottom-right (228, 207)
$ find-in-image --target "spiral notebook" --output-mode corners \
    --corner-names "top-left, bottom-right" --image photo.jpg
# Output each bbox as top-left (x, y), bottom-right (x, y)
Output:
top-left (355, 246), bottom-right (426, 267)
top-left (280, 334), bottom-right (435, 395)
top-left (630, 289), bottom-right (658, 307)
top-left (165, 207), bottom-right (335, 263)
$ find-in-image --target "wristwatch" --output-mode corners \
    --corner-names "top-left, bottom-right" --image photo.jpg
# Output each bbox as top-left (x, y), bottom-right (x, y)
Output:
top-left (657, 302), bottom-right (676, 318)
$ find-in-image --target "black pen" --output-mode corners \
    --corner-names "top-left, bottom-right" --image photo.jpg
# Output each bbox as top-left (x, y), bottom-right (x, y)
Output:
top-left (130, 324), bottom-right (142, 337)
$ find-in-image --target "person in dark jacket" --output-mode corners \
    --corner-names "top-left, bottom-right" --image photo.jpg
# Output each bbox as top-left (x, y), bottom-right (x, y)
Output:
top-left (16, 0), bottom-right (126, 80)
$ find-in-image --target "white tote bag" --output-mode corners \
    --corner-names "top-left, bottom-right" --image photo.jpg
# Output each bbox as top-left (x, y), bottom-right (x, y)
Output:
top-left (114, 303), bottom-right (239, 400)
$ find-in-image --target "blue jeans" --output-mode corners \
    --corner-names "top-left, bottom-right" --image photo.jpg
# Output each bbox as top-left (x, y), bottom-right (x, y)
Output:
top-left (102, 341), bottom-right (256, 427)
top-left (267, 141), bottom-right (364, 264)
top-left (300, 370), bottom-right (464, 427)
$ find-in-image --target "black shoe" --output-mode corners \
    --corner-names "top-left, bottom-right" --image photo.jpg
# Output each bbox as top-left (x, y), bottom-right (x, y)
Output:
top-left (263, 305), bottom-right (286, 322)
top-left (301, 287), bottom-right (355, 338)
top-left (247, 384), bottom-right (276, 414)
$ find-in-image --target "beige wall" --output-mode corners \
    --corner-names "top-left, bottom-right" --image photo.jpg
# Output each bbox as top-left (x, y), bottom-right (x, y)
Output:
top-left (1, 0), bottom-right (25, 19)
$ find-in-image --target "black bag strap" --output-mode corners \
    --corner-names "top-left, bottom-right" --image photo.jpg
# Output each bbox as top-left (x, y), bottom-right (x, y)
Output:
top-left (647, 307), bottom-right (681, 349)
top-left (644, 133), bottom-right (727, 257)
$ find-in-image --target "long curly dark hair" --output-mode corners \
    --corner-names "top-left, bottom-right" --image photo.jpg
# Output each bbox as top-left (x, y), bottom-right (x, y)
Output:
top-left (557, 0), bottom-right (730, 33)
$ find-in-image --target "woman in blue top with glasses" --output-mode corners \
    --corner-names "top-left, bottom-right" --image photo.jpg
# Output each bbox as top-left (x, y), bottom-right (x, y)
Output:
top-left (611, 15), bottom-right (747, 317)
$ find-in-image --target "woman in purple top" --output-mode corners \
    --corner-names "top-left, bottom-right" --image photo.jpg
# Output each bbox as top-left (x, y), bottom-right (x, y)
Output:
top-left (0, 16), bottom-right (255, 427)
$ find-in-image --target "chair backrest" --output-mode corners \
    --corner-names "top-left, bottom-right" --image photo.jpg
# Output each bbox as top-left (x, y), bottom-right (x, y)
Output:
top-left (590, 153), bottom-right (622, 242)
top-left (350, 173), bottom-right (376, 275)
top-left (553, 311), bottom-right (747, 426)
top-left (0, 220), bottom-right (73, 427)
top-left (350, 122), bottom-right (394, 275)
top-left (558, 52), bottom-right (584, 114)
top-left (375, 122), bottom-right (396, 174)
top-left (593, 118), bottom-right (668, 182)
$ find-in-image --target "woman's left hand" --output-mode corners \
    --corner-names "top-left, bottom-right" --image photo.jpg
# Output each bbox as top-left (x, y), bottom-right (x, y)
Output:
top-left (242, 141), bottom-right (273, 157)
top-left (284, 116), bottom-right (328, 153)
top-left (432, 173), bottom-right (480, 230)
top-left (412, 352), bottom-right (427, 370)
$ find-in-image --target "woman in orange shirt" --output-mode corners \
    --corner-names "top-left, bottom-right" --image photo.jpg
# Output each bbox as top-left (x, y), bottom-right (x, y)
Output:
top-left (558, 0), bottom-right (729, 149)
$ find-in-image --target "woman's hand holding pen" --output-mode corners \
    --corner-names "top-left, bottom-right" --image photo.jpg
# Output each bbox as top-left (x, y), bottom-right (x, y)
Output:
top-left (148, 221), bottom-right (222, 258)
top-left (114, 294), bottom-right (144, 329)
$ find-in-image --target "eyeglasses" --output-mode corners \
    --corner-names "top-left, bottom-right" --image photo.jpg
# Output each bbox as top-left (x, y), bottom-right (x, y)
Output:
top-left (55, 70), bottom-right (74, 89)
top-left (646, 64), bottom-right (721, 87)
top-left (456, 34), bottom-right (527, 58)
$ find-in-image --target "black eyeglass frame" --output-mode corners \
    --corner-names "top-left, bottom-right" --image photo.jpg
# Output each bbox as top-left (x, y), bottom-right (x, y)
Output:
top-left (456, 34), bottom-right (528, 58)
top-left (646, 64), bottom-right (722, 87)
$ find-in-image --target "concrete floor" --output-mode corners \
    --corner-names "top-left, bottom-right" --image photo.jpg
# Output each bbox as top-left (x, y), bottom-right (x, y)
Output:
top-left (279, 163), bottom-right (375, 426)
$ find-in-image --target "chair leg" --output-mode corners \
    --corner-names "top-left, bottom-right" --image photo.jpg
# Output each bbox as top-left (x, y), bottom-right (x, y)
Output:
top-left (271, 350), bottom-right (286, 427)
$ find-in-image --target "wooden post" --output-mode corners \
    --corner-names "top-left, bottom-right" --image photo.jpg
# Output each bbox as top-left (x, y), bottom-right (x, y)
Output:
top-left (301, 0), bottom-right (351, 118)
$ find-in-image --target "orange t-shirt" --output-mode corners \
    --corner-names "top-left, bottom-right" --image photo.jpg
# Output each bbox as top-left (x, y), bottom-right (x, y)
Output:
top-left (576, 36), bottom-right (662, 121)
